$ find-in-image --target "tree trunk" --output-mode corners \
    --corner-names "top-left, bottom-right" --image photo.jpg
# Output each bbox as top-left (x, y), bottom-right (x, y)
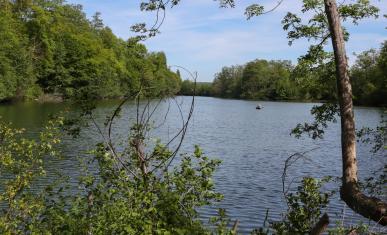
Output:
top-left (324, 0), bottom-right (387, 225)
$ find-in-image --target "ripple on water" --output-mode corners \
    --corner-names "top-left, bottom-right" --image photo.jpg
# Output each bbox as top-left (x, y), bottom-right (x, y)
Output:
top-left (0, 97), bottom-right (385, 234)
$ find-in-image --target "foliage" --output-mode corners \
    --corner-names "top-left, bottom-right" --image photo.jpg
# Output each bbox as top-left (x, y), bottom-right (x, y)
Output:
top-left (178, 40), bottom-right (386, 106)
top-left (240, 60), bottom-right (293, 100)
top-left (359, 165), bottom-right (386, 197)
top-left (351, 41), bottom-right (387, 106)
top-left (179, 60), bottom-right (300, 101)
top-left (37, 145), bottom-right (222, 234)
top-left (250, 175), bottom-right (383, 234)
top-left (0, 117), bottom-right (223, 234)
top-left (208, 208), bottom-right (236, 235)
top-left (292, 45), bottom-right (337, 101)
top-left (0, 5), bottom-right (35, 101)
top-left (356, 111), bottom-right (386, 153)
top-left (197, 0), bottom-right (382, 106)
top-left (179, 80), bottom-right (213, 97)
top-left (271, 177), bottom-right (331, 234)
top-left (0, 0), bottom-right (181, 101)
top-left (0, 117), bottom-right (63, 232)
top-left (212, 65), bottom-right (244, 98)
top-left (1, 0), bottom-right (385, 233)
top-left (328, 222), bottom-right (372, 235)
top-left (291, 103), bottom-right (339, 139)
top-left (357, 111), bottom-right (386, 197)
top-left (1, 115), bottom-right (383, 234)
top-left (250, 177), bottom-right (337, 235)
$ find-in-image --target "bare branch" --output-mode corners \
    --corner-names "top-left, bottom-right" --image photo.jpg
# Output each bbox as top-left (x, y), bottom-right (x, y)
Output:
top-left (282, 147), bottom-right (319, 198)
top-left (90, 113), bottom-right (139, 179)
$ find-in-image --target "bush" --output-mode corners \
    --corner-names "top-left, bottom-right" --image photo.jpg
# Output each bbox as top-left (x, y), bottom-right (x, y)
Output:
top-left (0, 118), bottom-right (222, 234)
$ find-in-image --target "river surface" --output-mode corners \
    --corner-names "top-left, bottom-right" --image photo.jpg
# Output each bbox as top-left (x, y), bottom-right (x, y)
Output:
top-left (0, 96), bottom-right (385, 233)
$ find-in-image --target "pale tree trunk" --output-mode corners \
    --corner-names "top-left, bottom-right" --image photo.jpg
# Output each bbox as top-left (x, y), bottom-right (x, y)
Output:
top-left (324, 0), bottom-right (386, 225)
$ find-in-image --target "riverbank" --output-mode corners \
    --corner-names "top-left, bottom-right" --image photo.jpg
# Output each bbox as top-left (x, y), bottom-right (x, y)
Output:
top-left (1, 93), bottom-right (385, 109)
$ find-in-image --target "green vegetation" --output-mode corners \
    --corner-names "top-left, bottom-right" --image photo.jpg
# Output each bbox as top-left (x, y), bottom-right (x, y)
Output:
top-left (180, 41), bottom-right (387, 106)
top-left (270, 177), bottom-right (331, 234)
top-left (213, 60), bottom-right (295, 100)
top-left (351, 41), bottom-right (387, 106)
top-left (1, 118), bottom-right (378, 234)
top-left (179, 81), bottom-right (212, 97)
top-left (1, 0), bottom-right (384, 106)
top-left (0, 0), bottom-right (386, 233)
top-left (0, 116), bottom-right (223, 234)
top-left (2, 114), bottom-right (381, 234)
top-left (0, 0), bottom-right (180, 102)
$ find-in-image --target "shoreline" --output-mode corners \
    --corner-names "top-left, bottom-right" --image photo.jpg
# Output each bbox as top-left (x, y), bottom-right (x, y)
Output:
top-left (0, 94), bottom-right (385, 109)
top-left (178, 95), bottom-right (387, 108)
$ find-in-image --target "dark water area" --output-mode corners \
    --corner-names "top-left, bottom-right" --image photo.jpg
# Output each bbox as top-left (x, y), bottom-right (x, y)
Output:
top-left (0, 96), bottom-right (385, 234)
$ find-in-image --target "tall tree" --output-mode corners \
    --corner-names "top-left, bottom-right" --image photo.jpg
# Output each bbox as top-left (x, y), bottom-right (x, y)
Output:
top-left (137, 0), bottom-right (387, 225)
top-left (324, 0), bottom-right (386, 225)
top-left (0, 0), bottom-right (180, 101)
top-left (212, 65), bottom-right (243, 98)
top-left (351, 41), bottom-right (387, 106)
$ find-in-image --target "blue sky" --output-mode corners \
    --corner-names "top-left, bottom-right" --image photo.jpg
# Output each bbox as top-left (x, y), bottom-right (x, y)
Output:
top-left (66, 0), bottom-right (386, 82)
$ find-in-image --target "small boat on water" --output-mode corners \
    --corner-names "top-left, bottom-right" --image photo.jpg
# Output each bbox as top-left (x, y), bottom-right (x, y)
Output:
top-left (256, 104), bottom-right (263, 110)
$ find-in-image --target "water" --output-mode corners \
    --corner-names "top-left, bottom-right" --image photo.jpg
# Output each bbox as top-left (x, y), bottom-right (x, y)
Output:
top-left (0, 96), bottom-right (385, 233)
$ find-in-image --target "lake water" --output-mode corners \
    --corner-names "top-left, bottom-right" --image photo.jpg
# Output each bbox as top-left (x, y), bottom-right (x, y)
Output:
top-left (0, 96), bottom-right (385, 233)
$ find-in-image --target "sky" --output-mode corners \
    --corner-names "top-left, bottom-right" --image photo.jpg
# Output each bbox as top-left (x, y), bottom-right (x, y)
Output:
top-left (66, 0), bottom-right (386, 82)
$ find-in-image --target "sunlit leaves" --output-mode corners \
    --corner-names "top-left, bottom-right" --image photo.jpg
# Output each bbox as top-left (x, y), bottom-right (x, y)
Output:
top-left (283, 13), bottom-right (326, 46)
top-left (0, 1), bottom-right (181, 102)
top-left (351, 42), bottom-right (387, 106)
top-left (0, 114), bottom-right (223, 233)
top-left (282, 0), bottom-right (378, 47)
top-left (0, 117), bottom-right (63, 233)
top-left (285, 0), bottom-right (380, 143)
top-left (245, 4), bottom-right (264, 20)
top-left (291, 103), bottom-right (339, 139)
top-left (272, 177), bottom-right (332, 234)
top-left (339, 0), bottom-right (379, 24)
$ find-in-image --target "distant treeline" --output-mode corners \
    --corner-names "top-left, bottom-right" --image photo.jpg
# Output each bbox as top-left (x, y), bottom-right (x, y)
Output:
top-left (179, 82), bottom-right (212, 97)
top-left (180, 41), bottom-right (386, 106)
top-left (0, 0), bottom-right (180, 102)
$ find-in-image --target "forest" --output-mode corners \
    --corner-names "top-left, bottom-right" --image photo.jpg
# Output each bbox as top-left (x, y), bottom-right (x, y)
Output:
top-left (1, 0), bottom-right (385, 107)
top-left (0, 0), bottom-right (386, 234)
top-left (180, 41), bottom-right (387, 106)
top-left (0, 0), bottom-right (181, 102)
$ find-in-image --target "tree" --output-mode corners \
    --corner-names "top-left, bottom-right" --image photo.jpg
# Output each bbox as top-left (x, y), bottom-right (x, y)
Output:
top-left (351, 41), bottom-right (387, 106)
top-left (212, 65), bottom-right (243, 98)
top-left (0, 4), bottom-right (35, 101)
top-left (0, 0), bottom-right (181, 101)
top-left (324, 0), bottom-right (386, 225)
top-left (351, 49), bottom-right (379, 104)
top-left (0, 105), bottom-right (224, 234)
top-left (137, 0), bottom-right (387, 225)
top-left (210, 60), bottom-right (296, 100)
top-left (91, 12), bottom-right (104, 30)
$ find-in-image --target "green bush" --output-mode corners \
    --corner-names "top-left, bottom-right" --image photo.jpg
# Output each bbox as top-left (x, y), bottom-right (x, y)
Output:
top-left (0, 118), bottom-right (222, 234)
